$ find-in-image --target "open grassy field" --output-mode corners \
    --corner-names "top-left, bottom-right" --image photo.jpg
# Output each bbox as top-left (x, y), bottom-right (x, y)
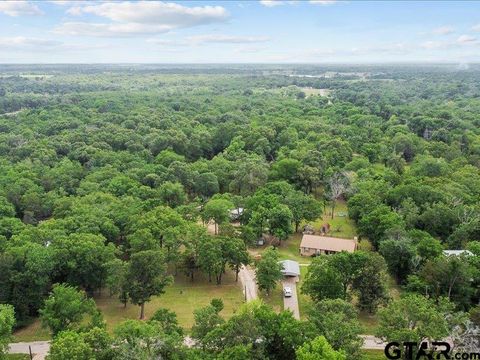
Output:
top-left (6, 355), bottom-right (30, 360)
top-left (297, 265), bottom-right (310, 320)
top-left (13, 319), bottom-right (50, 342)
top-left (309, 200), bottom-right (357, 239)
top-left (276, 233), bottom-right (309, 264)
top-left (300, 87), bottom-right (331, 97)
top-left (97, 270), bottom-right (244, 332)
top-left (14, 270), bottom-right (244, 341)
top-left (259, 285), bottom-right (284, 312)
top-left (362, 349), bottom-right (387, 359)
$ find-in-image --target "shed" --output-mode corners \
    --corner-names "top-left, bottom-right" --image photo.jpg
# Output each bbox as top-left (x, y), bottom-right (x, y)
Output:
top-left (279, 260), bottom-right (301, 277)
top-left (443, 250), bottom-right (473, 257)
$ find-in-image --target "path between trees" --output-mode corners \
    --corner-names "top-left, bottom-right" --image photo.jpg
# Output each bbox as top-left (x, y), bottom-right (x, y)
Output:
top-left (238, 265), bottom-right (258, 301)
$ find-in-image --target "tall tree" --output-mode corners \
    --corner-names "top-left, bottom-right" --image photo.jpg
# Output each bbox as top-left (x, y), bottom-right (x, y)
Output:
top-left (40, 284), bottom-right (103, 336)
top-left (376, 295), bottom-right (453, 350)
top-left (326, 172), bottom-right (349, 219)
top-left (202, 198), bottom-right (233, 235)
top-left (296, 336), bottom-right (346, 360)
top-left (125, 250), bottom-right (172, 319)
top-left (306, 299), bottom-right (362, 360)
top-left (0, 304), bottom-right (15, 359)
top-left (255, 247), bottom-right (283, 296)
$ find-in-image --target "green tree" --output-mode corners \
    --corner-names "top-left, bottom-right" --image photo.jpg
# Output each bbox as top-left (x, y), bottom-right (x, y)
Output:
top-left (0, 305), bottom-right (15, 359)
top-left (286, 192), bottom-right (322, 233)
top-left (149, 308), bottom-right (183, 336)
top-left (255, 247), bottom-right (283, 296)
top-left (105, 258), bottom-right (128, 307)
top-left (379, 238), bottom-right (416, 284)
top-left (47, 330), bottom-right (94, 360)
top-left (113, 319), bottom-right (185, 359)
top-left (50, 233), bottom-right (115, 294)
top-left (202, 198), bottom-right (233, 235)
top-left (125, 250), bottom-right (172, 319)
top-left (158, 181), bottom-right (186, 208)
top-left (197, 236), bottom-right (224, 284)
top-left (417, 255), bottom-right (474, 308)
top-left (47, 328), bottom-right (113, 360)
top-left (376, 294), bottom-right (453, 347)
top-left (302, 257), bottom-right (344, 302)
top-left (306, 300), bottom-right (361, 360)
top-left (40, 284), bottom-right (103, 336)
top-left (191, 300), bottom-right (225, 342)
top-left (223, 237), bottom-right (250, 282)
top-left (296, 336), bottom-right (346, 360)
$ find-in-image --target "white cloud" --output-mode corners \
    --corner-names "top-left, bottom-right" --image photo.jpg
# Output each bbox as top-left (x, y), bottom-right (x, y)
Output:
top-left (0, 1), bottom-right (43, 16)
top-left (432, 26), bottom-right (454, 35)
top-left (472, 24), bottom-right (480, 32)
top-left (53, 22), bottom-right (173, 37)
top-left (309, 0), bottom-right (337, 5)
top-left (186, 34), bottom-right (270, 44)
top-left (457, 34), bottom-right (477, 44)
top-left (67, 1), bottom-right (228, 27)
top-left (233, 45), bottom-right (269, 53)
top-left (0, 36), bottom-right (61, 50)
top-left (420, 40), bottom-right (445, 49)
top-left (259, 0), bottom-right (286, 7)
top-left (260, 0), bottom-right (336, 6)
top-left (56, 1), bottom-right (229, 37)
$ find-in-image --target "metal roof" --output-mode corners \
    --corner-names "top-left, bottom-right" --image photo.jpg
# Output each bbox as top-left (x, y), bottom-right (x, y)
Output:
top-left (279, 260), bottom-right (301, 276)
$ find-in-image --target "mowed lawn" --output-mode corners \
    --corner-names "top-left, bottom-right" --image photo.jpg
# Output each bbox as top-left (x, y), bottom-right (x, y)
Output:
top-left (310, 200), bottom-right (357, 239)
top-left (259, 285), bottom-right (284, 312)
top-left (6, 355), bottom-right (30, 360)
top-left (97, 270), bottom-right (244, 332)
top-left (362, 349), bottom-right (387, 359)
top-left (14, 270), bottom-right (244, 341)
top-left (13, 319), bottom-right (50, 342)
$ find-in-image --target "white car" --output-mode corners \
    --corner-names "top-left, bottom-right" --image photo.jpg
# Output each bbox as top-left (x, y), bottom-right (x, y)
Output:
top-left (283, 286), bottom-right (293, 297)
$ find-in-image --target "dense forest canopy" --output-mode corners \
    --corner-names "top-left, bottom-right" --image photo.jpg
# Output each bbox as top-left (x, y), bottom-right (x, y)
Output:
top-left (0, 64), bottom-right (480, 359)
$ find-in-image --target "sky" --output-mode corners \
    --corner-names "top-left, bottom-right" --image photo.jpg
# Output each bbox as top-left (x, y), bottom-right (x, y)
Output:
top-left (0, 0), bottom-right (479, 63)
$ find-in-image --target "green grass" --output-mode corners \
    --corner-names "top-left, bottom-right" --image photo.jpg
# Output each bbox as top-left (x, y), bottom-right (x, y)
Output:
top-left (310, 201), bottom-right (357, 239)
top-left (96, 270), bottom-right (244, 332)
top-left (358, 311), bottom-right (379, 335)
top-left (14, 270), bottom-right (244, 340)
top-left (6, 355), bottom-right (30, 360)
top-left (13, 319), bottom-right (50, 342)
top-left (259, 285), bottom-right (283, 312)
top-left (297, 266), bottom-right (310, 320)
top-left (276, 233), bottom-right (311, 264)
top-left (362, 349), bottom-right (387, 360)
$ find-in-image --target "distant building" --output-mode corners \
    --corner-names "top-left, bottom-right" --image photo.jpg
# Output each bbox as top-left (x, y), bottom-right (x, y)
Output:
top-left (443, 250), bottom-right (473, 257)
top-left (279, 260), bottom-right (301, 277)
top-left (229, 208), bottom-right (244, 221)
top-left (300, 234), bottom-right (357, 256)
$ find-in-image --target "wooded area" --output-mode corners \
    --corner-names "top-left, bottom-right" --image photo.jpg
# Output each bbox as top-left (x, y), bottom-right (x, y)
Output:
top-left (0, 64), bottom-right (479, 359)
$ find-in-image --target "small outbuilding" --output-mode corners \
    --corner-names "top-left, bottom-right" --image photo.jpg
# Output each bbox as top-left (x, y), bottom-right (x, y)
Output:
top-left (443, 250), bottom-right (473, 257)
top-left (229, 208), bottom-right (244, 221)
top-left (279, 260), bottom-right (301, 277)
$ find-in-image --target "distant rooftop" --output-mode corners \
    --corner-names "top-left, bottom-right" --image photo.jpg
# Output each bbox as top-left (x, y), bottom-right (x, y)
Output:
top-left (279, 260), bottom-right (300, 277)
top-left (443, 250), bottom-right (473, 256)
top-left (300, 234), bottom-right (356, 253)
